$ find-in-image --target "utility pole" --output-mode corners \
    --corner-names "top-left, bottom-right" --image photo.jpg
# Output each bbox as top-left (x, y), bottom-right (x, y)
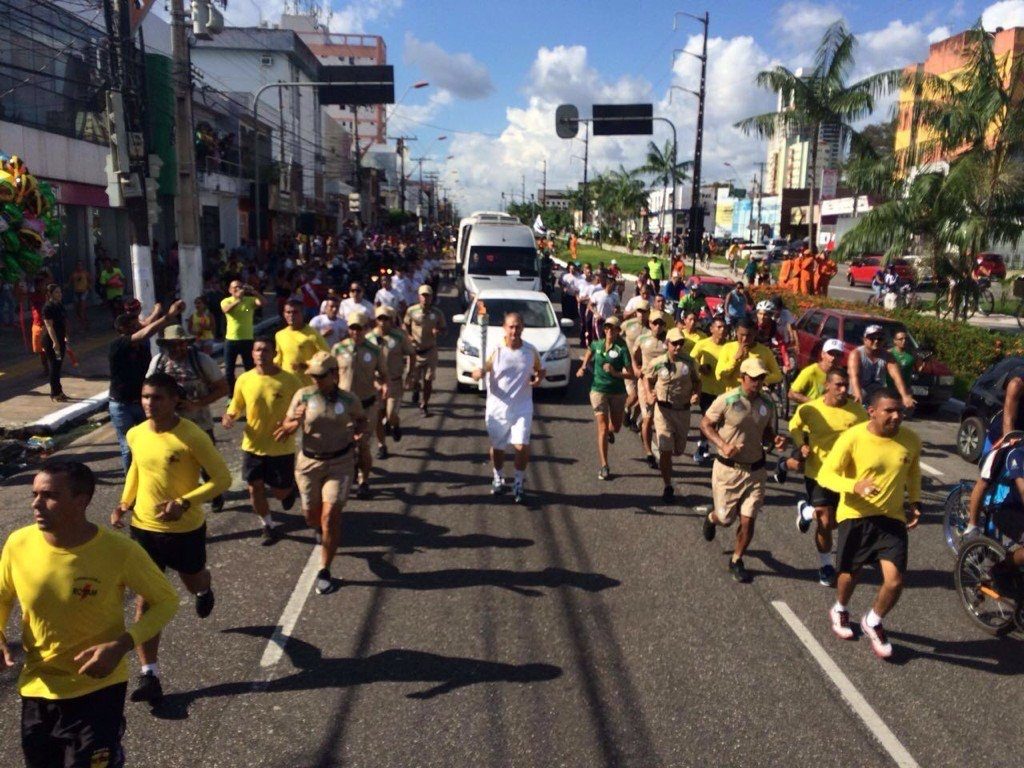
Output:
top-left (541, 159), bottom-right (547, 207)
top-left (394, 135), bottom-right (416, 213)
top-left (755, 161), bottom-right (765, 242)
top-left (521, 173), bottom-right (526, 207)
top-left (170, 0), bottom-right (203, 311)
top-left (581, 120), bottom-right (590, 230)
top-left (675, 10), bottom-right (709, 275)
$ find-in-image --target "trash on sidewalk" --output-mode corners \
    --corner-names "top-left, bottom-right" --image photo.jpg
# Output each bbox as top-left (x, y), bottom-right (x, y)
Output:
top-left (26, 435), bottom-right (56, 453)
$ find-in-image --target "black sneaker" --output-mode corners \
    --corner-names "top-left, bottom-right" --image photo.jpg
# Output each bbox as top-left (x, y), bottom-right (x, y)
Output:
top-left (315, 568), bottom-right (336, 595)
top-left (376, 444), bottom-right (389, 460)
top-left (130, 672), bottom-right (163, 704)
top-left (195, 589), bottom-right (215, 618)
top-left (383, 421), bottom-right (392, 437)
top-left (356, 481), bottom-right (370, 499)
top-left (607, 432), bottom-right (616, 445)
top-left (598, 466), bottom-right (610, 481)
top-left (818, 564), bottom-right (837, 587)
top-left (261, 525), bottom-right (279, 547)
top-left (645, 454), bottom-right (657, 469)
top-left (662, 485), bottom-right (674, 501)
top-left (281, 486), bottom-right (298, 511)
top-left (702, 514), bottom-right (716, 542)
top-left (411, 389), bottom-right (420, 406)
top-left (393, 423), bottom-right (403, 442)
top-left (729, 558), bottom-right (751, 583)
top-left (772, 456), bottom-right (789, 484)
top-left (210, 495), bottom-right (225, 513)
top-left (420, 405), bottom-right (430, 418)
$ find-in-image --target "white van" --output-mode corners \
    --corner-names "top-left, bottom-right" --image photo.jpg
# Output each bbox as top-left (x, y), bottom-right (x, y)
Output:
top-left (456, 213), bottom-right (540, 306)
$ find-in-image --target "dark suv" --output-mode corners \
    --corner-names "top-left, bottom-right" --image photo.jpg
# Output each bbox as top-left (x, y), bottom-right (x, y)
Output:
top-left (957, 356), bottom-right (1024, 463)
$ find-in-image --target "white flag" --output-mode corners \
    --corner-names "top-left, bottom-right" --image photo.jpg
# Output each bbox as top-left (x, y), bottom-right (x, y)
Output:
top-left (532, 214), bottom-right (547, 235)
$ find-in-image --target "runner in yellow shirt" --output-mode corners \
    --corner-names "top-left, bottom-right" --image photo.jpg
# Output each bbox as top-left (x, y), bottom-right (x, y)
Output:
top-left (1, 460), bottom-right (177, 767)
top-left (112, 372), bottom-right (231, 705)
top-left (715, 319), bottom-right (783, 390)
top-left (275, 299), bottom-right (329, 384)
top-left (689, 316), bottom-right (728, 465)
top-left (788, 338), bottom-right (844, 406)
top-left (817, 387), bottom-right (922, 659)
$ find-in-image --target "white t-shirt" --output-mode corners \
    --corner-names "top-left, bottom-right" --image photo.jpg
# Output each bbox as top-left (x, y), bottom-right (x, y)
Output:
top-left (339, 297), bottom-right (374, 318)
top-left (486, 341), bottom-right (540, 418)
top-left (589, 288), bottom-right (619, 320)
top-left (560, 272), bottom-right (579, 295)
top-left (374, 287), bottom-right (402, 310)
top-left (309, 313), bottom-right (348, 345)
top-left (577, 280), bottom-right (598, 301)
top-left (393, 277), bottom-right (417, 307)
top-left (624, 294), bottom-right (649, 315)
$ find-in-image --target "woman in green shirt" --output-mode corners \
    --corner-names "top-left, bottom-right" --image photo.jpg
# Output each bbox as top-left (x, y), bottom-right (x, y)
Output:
top-left (576, 316), bottom-right (635, 480)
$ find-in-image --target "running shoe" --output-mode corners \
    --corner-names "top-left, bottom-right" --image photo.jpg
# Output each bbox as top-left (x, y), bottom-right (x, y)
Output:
top-left (598, 466), bottom-right (610, 481)
top-left (376, 444), bottom-right (389, 460)
top-left (662, 485), bottom-right (674, 501)
top-left (195, 589), bottom-right (215, 619)
top-left (796, 501), bottom-right (812, 534)
top-left (261, 525), bottom-right (279, 547)
top-left (491, 478), bottom-right (507, 495)
top-left (315, 569), bottom-right (336, 595)
top-left (860, 618), bottom-right (893, 659)
top-left (772, 457), bottom-right (788, 484)
top-left (356, 481), bottom-right (371, 499)
top-left (607, 431), bottom-right (615, 445)
top-left (411, 389), bottom-right (420, 405)
top-left (392, 424), bottom-right (403, 442)
top-left (645, 454), bottom-right (657, 469)
top-left (829, 608), bottom-right (854, 640)
top-left (513, 483), bottom-right (525, 504)
top-left (818, 564), bottom-right (836, 587)
top-left (281, 485), bottom-right (298, 511)
top-left (420, 405), bottom-right (430, 417)
top-left (702, 514), bottom-right (717, 542)
top-left (130, 672), bottom-right (163, 704)
top-left (383, 421), bottom-right (392, 437)
top-left (210, 495), bottom-right (225, 513)
top-left (729, 558), bottom-right (751, 583)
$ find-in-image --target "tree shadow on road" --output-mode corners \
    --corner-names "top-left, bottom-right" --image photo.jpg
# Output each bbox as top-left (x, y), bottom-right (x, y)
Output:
top-left (885, 628), bottom-right (1024, 673)
top-left (152, 627), bottom-right (562, 719)
top-left (342, 551), bottom-right (620, 597)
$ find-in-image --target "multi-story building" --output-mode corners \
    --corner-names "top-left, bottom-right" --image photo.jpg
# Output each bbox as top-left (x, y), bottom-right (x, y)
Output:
top-left (537, 189), bottom-right (571, 210)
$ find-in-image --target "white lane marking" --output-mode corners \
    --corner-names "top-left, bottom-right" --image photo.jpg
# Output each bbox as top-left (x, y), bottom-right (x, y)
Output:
top-left (259, 547), bottom-right (321, 669)
top-left (920, 461), bottom-right (944, 478)
top-left (771, 600), bottom-right (921, 768)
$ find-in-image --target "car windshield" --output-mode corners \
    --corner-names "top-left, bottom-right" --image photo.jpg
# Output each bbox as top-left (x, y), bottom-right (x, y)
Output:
top-left (467, 246), bottom-right (538, 276)
top-left (844, 317), bottom-right (918, 350)
top-left (695, 281), bottom-right (731, 298)
top-left (467, 299), bottom-right (556, 328)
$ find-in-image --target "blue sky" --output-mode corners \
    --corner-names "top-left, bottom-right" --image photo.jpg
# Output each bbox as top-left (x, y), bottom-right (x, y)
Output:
top-left (221, 0), bottom-right (1020, 209)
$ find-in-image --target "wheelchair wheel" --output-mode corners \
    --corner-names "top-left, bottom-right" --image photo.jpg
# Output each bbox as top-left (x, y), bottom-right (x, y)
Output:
top-left (954, 537), bottom-right (1016, 636)
top-left (943, 482), bottom-right (972, 555)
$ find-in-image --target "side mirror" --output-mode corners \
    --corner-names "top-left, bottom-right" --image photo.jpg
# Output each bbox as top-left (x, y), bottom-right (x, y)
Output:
top-left (560, 317), bottom-right (574, 328)
top-left (452, 314), bottom-right (466, 324)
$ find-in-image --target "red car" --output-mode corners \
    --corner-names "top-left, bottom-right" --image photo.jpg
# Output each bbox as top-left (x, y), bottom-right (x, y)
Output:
top-left (974, 252), bottom-right (1006, 279)
top-left (793, 308), bottom-right (954, 407)
top-left (846, 256), bottom-right (916, 286)
top-left (686, 275), bottom-right (738, 317)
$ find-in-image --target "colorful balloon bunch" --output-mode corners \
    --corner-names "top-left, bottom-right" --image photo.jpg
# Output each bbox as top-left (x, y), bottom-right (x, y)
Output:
top-left (0, 152), bottom-right (61, 282)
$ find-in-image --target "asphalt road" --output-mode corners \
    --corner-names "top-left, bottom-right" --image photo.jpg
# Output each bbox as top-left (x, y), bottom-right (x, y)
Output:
top-left (0, 289), bottom-right (1021, 768)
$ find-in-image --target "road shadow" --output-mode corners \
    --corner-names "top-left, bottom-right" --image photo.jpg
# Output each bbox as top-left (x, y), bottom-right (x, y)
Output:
top-left (886, 628), bottom-right (1024, 672)
top-left (152, 627), bottom-right (562, 719)
top-left (342, 511), bottom-right (534, 554)
top-left (342, 551), bottom-right (620, 597)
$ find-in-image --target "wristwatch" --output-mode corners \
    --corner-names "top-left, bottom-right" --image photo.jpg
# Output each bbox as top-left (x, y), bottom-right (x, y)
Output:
top-left (177, 498), bottom-right (192, 511)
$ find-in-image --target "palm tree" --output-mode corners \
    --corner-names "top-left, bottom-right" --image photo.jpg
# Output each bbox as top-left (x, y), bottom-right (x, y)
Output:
top-left (735, 21), bottom-right (902, 247)
top-left (639, 140), bottom-right (692, 235)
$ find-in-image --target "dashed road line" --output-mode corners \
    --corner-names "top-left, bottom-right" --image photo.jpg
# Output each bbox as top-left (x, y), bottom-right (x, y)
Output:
top-left (772, 600), bottom-right (921, 768)
top-left (259, 547), bottom-right (322, 669)
top-left (919, 461), bottom-right (944, 478)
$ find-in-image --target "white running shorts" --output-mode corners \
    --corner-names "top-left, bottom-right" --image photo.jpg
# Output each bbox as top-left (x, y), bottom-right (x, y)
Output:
top-left (486, 410), bottom-right (533, 450)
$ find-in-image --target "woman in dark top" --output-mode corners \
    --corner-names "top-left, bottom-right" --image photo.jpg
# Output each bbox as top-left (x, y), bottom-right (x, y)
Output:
top-left (41, 283), bottom-right (69, 401)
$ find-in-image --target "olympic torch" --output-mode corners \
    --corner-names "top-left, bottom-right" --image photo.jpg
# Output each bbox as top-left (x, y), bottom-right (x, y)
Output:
top-left (477, 300), bottom-right (488, 392)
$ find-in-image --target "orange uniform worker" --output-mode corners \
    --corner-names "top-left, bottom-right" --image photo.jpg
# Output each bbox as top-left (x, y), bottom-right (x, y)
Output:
top-left (814, 253), bottom-right (838, 295)
top-left (777, 255), bottom-right (798, 292)
top-left (797, 250), bottom-right (817, 294)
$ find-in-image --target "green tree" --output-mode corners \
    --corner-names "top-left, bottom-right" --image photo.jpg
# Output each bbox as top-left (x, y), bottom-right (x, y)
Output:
top-left (638, 140), bottom-right (692, 235)
top-left (736, 21), bottom-right (901, 247)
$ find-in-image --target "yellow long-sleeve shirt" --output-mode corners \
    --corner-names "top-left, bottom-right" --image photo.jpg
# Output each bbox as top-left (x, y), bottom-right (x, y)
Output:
top-left (817, 421), bottom-right (922, 523)
top-left (690, 337), bottom-right (727, 396)
top-left (121, 418), bottom-right (231, 533)
top-left (274, 325), bottom-right (329, 383)
top-left (715, 341), bottom-right (783, 389)
top-left (788, 397), bottom-right (867, 478)
top-left (226, 368), bottom-right (301, 456)
top-left (0, 525), bottom-right (177, 699)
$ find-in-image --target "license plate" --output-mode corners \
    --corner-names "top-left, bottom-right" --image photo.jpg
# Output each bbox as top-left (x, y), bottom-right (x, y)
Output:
top-left (912, 385), bottom-right (929, 396)
top-left (939, 376), bottom-right (954, 386)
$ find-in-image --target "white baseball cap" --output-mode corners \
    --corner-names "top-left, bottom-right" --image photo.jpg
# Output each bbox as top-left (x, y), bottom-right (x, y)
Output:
top-left (823, 338), bottom-right (844, 354)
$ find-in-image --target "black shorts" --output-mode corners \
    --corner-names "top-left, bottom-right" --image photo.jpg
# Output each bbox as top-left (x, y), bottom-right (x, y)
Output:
top-left (992, 505), bottom-right (1024, 545)
top-left (22, 682), bottom-right (127, 768)
top-left (130, 523), bottom-right (207, 575)
top-left (699, 392), bottom-right (716, 414)
top-left (804, 476), bottom-right (839, 509)
top-left (242, 451), bottom-right (296, 490)
top-left (836, 516), bottom-right (908, 574)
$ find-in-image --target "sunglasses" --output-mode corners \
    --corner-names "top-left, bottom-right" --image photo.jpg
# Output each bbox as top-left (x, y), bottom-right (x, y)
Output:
top-left (310, 372), bottom-right (330, 379)
top-left (668, 340), bottom-right (686, 347)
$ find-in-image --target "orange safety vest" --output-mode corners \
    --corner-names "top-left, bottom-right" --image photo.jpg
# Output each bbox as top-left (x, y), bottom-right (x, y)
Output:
top-left (798, 255), bottom-right (816, 294)
top-left (778, 259), bottom-right (796, 291)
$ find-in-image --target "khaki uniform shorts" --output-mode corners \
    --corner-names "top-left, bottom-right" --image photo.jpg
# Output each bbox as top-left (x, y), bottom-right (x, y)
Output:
top-left (654, 405), bottom-right (690, 455)
top-left (385, 379), bottom-right (403, 423)
top-left (410, 348), bottom-right (438, 384)
top-left (590, 391), bottom-right (626, 419)
top-left (295, 452), bottom-right (354, 511)
top-left (359, 401), bottom-right (380, 464)
top-left (711, 461), bottom-right (766, 525)
top-left (625, 378), bottom-right (637, 398)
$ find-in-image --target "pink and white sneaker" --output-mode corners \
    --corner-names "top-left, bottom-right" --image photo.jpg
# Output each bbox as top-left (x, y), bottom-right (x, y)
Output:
top-left (860, 618), bottom-right (893, 659)
top-left (830, 607), bottom-right (854, 640)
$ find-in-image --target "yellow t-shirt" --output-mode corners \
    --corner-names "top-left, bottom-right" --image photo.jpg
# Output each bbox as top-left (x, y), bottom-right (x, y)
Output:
top-left (690, 337), bottom-right (727, 396)
top-left (715, 341), bottom-right (783, 389)
top-left (817, 421), bottom-right (922, 523)
top-left (220, 296), bottom-right (257, 341)
top-left (682, 328), bottom-right (707, 357)
top-left (227, 368), bottom-right (302, 456)
top-left (790, 363), bottom-right (829, 401)
top-left (0, 525), bottom-right (177, 700)
top-left (788, 397), bottom-right (867, 478)
top-left (274, 326), bottom-right (329, 383)
top-left (121, 418), bottom-right (232, 533)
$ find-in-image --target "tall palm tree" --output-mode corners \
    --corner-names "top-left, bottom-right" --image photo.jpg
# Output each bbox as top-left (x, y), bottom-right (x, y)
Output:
top-left (639, 140), bottom-right (692, 235)
top-left (735, 21), bottom-right (901, 247)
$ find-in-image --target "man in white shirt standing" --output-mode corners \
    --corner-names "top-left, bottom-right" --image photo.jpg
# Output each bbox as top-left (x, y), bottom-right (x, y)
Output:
top-left (309, 297), bottom-right (348, 347)
top-left (588, 274), bottom-right (620, 341)
top-left (374, 273), bottom-right (404, 315)
top-left (393, 266), bottom-right (418, 310)
top-left (471, 312), bottom-right (545, 504)
top-left (338, 282), bottom-right (374, 319)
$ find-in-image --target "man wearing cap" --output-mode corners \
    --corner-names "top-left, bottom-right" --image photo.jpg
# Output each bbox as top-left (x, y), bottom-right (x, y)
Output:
top-left (645, 327), bottom-right (701, 500)
top-left (309, 296), bottom-right (348, 347)
top-left (147, 325), bottom-right (229, 512)
top-left (275, 299), bottom-right (329, 385)
top-left (633, 309), bottom-right (670, 469)
top-left (700, 357), bottom-right (787, 583)
top-left (848, 324), bottom-right (915, 409)
top-left (277, 352), bottom-right (367, 595)
top-left (789, 338), bottom-right (845, 406)
top-left (690, 316), bottom-right (729, 464)
top-left (621, 300), bottom-right (650, 430)
top-left (715, 319), bottom-right (783, 391)
top-left (577, 315), bottom-right (634, 480)
top-left (404, 285), bottom-right (446, 416)
top-left (332, 312), bottom-right (387, 497)
top-left (367, 306), bottom-right (415, 459)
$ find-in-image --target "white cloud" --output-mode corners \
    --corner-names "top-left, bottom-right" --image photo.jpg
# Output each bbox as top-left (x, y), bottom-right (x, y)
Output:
top-left (982, 0), bottom-right (1024, 29)
top-left (403, 34), bottom-right (494, 101)
top-left (774, 1), bottom-right (844, 43)
top-left (928, 26), bottom-right (952, 43)
top-left (327, 0), bottom-right (403, 34)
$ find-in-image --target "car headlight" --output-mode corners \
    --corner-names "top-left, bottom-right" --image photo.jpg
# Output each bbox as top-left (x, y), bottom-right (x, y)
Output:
top-left (457, 339), bottom-right (479, 358)
top-left (546, 343), bottom-right (569, 360)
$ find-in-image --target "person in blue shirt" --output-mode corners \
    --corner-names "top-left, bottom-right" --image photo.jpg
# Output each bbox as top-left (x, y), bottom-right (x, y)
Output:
top-left (660, 272), bottom-right (686, 322)
top-left (723, 281), bottom-right (749, 328)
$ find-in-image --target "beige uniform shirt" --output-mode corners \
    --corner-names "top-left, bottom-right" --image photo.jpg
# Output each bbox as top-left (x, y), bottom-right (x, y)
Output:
top-left (636, 332), bottom-right (668, 370)
top-left (331, 338), bottom-right (385, 401)
top-left (404, 304), bottom-right (446, 351)
top-left (704, 387), bottom-right (774, 464)
top-left (367, 328), bottom-right (416, 383)
top-left (288, 386), bottom-right (365, 456)
top-left (622, 317), bottom-right (646, 355)
top-left (645, 353), bottom-right (700, 409)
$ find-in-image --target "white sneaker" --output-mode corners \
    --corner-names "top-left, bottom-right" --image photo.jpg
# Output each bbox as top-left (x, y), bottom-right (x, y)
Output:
top-left (796, 501), bottom-right (813, 534)
top-left (830, 607), bottom-right (854, 640)
top-left (860, 618), bottom-right (893, 659)
top-left (491, 478), bottom-right (507, 495)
